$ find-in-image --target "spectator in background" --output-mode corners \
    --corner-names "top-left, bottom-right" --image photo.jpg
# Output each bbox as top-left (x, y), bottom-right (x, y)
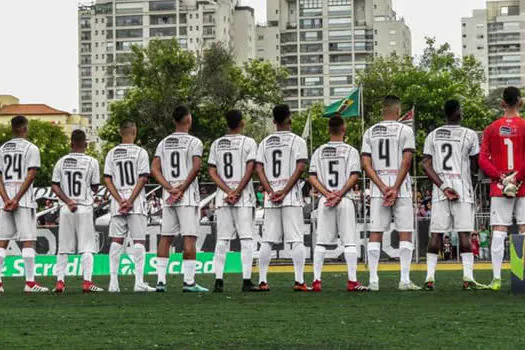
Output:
top-left (353, 183), bottom-right (364, 218)
top-left (471, 232), bottom-right (480, 259)
top-left (443, 236), bottom-right (453, 261)
top-left (418, 203), bottom-right (427, 218)
top-left (425, 202), bottom-right (432, 217)
top-left (422, 189), bottom-right (432, 206)
top-left (479, 225), bottom-right (490, 261)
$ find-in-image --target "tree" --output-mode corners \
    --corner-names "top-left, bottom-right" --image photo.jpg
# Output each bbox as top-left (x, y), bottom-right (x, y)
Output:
top-left (0, 120), bottom-right (69, 187)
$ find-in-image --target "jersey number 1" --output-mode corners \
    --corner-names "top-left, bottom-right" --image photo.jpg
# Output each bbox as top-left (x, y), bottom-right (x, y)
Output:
top-left (504, 138), bottom-right (514, 170)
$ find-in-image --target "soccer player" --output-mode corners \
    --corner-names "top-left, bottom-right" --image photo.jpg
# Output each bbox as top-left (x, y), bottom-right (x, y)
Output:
top-left (152, 105), bottom-right (208, 293)
top-left (0, 116), bottom-right (49, 293)
top-left (309, 116), bottom-right (368, 292)
top-left (208, 110), bottom-right (260, 292)
top-left (104, 120), bottom-right (155, 293)
top-left (256, 104), bottom-right (309, 292)
top-left (361, 95), bottom-right (420, 291)
top-left (479, 86), bottom-right (525, 291)
top-left (51, 130), bottom-right (103, 293)
top-left (422, 100), bottom-right (485, 290)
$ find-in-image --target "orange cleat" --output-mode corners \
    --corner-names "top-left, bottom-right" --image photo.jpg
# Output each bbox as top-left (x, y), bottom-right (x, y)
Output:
top-left (293, 282), bottom-right (311, 292)
top-left (258, 282), bottom-right (270, 292)
top-left (312, 280), bottom-right (322, 292)
top-left (53, 280), bottom-right (66, 293)
top-left (82, 281), bottom-right (104, 293)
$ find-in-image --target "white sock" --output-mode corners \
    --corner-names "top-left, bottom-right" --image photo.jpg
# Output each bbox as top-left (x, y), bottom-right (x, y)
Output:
top-left (426, 253), bottom-right (438, 282)
top-left (291, 242), bottom-right (306, 284)
top-left (367, 242), bottom-right (381, 284)
top-left (258, 242), bottom-right (272, 284)
top-left (399, 241), bottom-right (414, 284)
top-left (461, 252), bottom-right (474, 281)
top-left (156, 257), bottom-right (168, 284)
top-left (81, 253), bottom-right (94, 282)
top-left (344, 246), bottom-right (358, 282)
top-left (0, 247), bottom-right (5, 283)
top-left (133, 243), bottom-right (145, 286)
top-left (491, 231), bottom-right (507, 280)
top-left (109, 242), bottom-right (123, 283)
top-left (56, 254), bottom-right (68, 282)
top-left (240, 239), bottom-right (254, 280)
top-left (313, 245), bottom-right (326, 281)
top-left (183, 260), bottom-right (196, 285)
top-left (213, 240), bottom-right (229, 280)
top-left (22, 247), bottom-right (35, 283)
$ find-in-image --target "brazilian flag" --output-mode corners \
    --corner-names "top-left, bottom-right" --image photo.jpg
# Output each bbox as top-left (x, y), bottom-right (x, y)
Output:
top-left (323, 87), bottom-right (361, 118)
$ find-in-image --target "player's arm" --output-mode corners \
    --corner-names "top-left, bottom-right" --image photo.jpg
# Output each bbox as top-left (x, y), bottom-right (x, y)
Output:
top-left (208, 165), bottom-right (233, 194)
top-left (256, 162), bottom-right (273, 194)
top-left (151, 157), bottom-right (172, 190)
top-left (0, 176), bottom-right (9, 204)
top-left (308, 173), bottom-right (331, 198)
top-left (180, 156), bottom-right (201, 192)
top-left (391, 150), bottom-right (413, 192)
top-left (104, 175), bottom-right (124, 204)
top-left (127, 175), bottom-right (148, 205)
top-left (422, 155), bottom-right (458, 201)
top-left (128, 150), bottom-right (150, 205)
top-left (51, 183), bottom-right (78, 212)
top-left (11, 168), bottom-right (38, 210)
top-left (478, 127), bottom-right (504, 180)
top-left (273, 160), bottom-right (307, 203)
top-left (361, 155), bottom-right (388, 194)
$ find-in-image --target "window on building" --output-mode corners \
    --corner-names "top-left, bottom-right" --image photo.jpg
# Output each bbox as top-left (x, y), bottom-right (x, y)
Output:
top-left (149, 1), bottom-right (175, 12)
top-left (389, 29), bottom-right (397, 35)
top-left (116, 15), bottom-right (143, 27)
top-left (389, 41), bottom-right (397, 46)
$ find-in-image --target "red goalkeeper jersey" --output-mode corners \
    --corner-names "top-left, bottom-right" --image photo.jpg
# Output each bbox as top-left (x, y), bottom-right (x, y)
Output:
top-left (479, 116), bottom-right (525, 197)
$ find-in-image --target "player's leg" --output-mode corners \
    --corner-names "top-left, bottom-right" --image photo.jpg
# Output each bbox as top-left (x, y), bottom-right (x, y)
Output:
top-left (127, 214), bottom-right (155, 292)
top-left (0, 239), bottom-right (7, 293)
top-left (489, 197), bottom-right (512, 290)
top-left (77, 206), bottom-right (103, 292)
top-left (108, 215), bottom-right (127, 292)
top-left (367, 198), bottom-right (389, 291)
top-left (54, 206), bottom-right (75, 293)
top-left (0, 210), bottom-right (17, 292)
top-left (156, 207), bottom-right (176, 291)
top-left (258, 208), bottom-right (281, 291)
top-left (18, 208), bottom-right (49, 292)
top-left (395, 198), bottom-right (420, 290)
top-left (283, 206), bottom-right (308, 291)
top-left (425, 200), bottom-right (450, 289)
top-left (312, 197), bottom-right (335, 291)
top-left (213, 207), bottom-right (234, 292)
top-left (181, 206), bottom-right (208, 292)
top-left (235, 207), bottom-right (259, 292)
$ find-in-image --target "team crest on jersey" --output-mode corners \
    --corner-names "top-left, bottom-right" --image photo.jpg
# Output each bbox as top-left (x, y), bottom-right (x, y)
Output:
top-left (500, 126), bottom-right (516, 137)
top-left (321, 147), bottom-right (337, 158)
top-left (266, 136), bottom-right (281, 146)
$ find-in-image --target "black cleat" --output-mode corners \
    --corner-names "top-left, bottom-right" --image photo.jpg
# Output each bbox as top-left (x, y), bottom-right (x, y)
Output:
top-left (156, 282), bottom-right (167, 293)
top-left (213, 279), bottom-right (224, 293)
top-left (242, 279), bottom-right (261, 292)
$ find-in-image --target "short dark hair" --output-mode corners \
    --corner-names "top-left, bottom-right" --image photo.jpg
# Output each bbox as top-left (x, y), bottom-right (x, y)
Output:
top-left (71, 129), bottom-right (86, 145)
top-left (273, 104), bottom-right (291, 125)
top-left (503, 86), bottom-right (521, 107)
top-left (173, 105), bottom-right (190, 122)
top-left (444, 100), bottom-right (461, 118)
top-left (11, 115), bottom-right (28, 132)
top-left (225, 110), bottom-right (243, 130)
top-left (329, 116), bottom-right (345, 134)
top-left (383, 95), bottom-right (401, 108)
top-left (119, 119), bottom-right (136, 131)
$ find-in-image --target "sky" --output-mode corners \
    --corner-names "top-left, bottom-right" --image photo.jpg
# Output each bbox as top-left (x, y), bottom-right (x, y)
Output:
top-left (0, 0), bottom-right (487, 113)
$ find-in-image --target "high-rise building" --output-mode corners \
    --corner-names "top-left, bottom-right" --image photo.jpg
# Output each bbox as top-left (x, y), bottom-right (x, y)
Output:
top-left (256, 0), bottom-right (412, 111)
top-left (78, 0), bottom-right (256, 136)
top-left (462, 1), bottom-right (525, 93)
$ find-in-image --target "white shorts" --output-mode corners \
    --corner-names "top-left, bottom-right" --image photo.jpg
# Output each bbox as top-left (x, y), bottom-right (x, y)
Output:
top-left (58, 205), bottom-right (97, 254)
top-left (490, 197), bottom-right (525, 226)
top-left (430, 201), bottom-right (474, 233)
top-left (161, 206), bottom-right (199, 237)
top-left (216, 207), bottom-right (254, 240)
top-left (263, 207), bottom-right (304, 244)
top-left (369, 197), bottom-right (414, 233)
top-left (109, 214), bottom-right (147, 240)
top-left (0, 208), bottom-right (37, 242)
top-left (316, 197), bottom-right (356, 246)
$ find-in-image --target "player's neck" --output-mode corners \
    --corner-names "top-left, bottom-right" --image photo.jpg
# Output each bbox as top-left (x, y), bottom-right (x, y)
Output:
top-left (382, 114), bottom-right (398, 121)
top-left (175, 124), bottom-right (190, 133)
top-left (121, 137), bottom-right (135, 144)
top-left (503, 109), bottom-right (520, 118)
top-left (12, 133), bottom-right (25, 139)
top-left (275, 126), bottom-right (290, 132)
top-left (446, 120), bottom-right (461, 126)
top-left (329, 135), bottom-right (344, 142)
top-left (71, 148), bottom-right (85, 154)
top-left (226, 128), bottom-right (242, 135)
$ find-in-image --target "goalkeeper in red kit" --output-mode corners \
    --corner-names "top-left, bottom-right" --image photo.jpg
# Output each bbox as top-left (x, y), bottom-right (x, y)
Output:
top-left (479, 86), bottom-right (525, 290)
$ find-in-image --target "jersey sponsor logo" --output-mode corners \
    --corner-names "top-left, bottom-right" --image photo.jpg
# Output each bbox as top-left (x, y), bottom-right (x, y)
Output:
top-left (500, 126), bottom-right (516, 137)
top-left (63, 158), bottom-right (78, 168)
top-left (435, 129), bottom-right (451, 139)
top-left (3, 142), bottom-right (17, 151)
top-left (266, 136), bottom-right (280, 147)
top-left (217, 138), bottom-right (232, 149)
top-left (321, 147), bottom-right (337, 158)
top-left (372, 125), bottom-right (388, 136)
top-left (113, 148), bottom-right (128, 158)
top-left (165, 137), bottom-right (180, 148)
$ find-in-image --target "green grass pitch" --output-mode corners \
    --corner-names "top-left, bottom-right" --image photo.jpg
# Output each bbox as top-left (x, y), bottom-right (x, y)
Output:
top-left (1, 270), bottom-right (524, 349)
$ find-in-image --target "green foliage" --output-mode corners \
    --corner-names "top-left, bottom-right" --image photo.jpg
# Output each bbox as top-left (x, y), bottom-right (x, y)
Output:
top-left (0, 120), bottom-right (69, 187)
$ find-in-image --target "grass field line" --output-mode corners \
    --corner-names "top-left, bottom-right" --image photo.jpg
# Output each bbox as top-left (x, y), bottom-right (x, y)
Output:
top-left (263, 262), bottom-right (509, 273)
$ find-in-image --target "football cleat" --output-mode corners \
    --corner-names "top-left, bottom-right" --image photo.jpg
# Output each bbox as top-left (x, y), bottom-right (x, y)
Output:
top-left (462, 278), bottom-right (489, 291)
top-left (0, 282), bottom-right (4, 293)
top-left (53, 280), bottom-right (66, 294)
top-left (487, 278), bottom-right (502, 291)
top-left (83, 281), bottom-right (104, 293)
top-left (108, 280), bottom-right (120, 293)
top-left (368, 282), bottom-right (379, 291)
top-left (183, 283), bottom-right (209, 293)
top-left (242, 280), bottom-right (261, 292)
top-left (213, 279), bottom-right (224, 293)
top-left (398, 281), bottom-right (422, 291)
top-left (423, 281), bottom-right (435, 291)
top-left (293, 282), bottom-right (311, 292)
top-left (24, 282), bottom-right (49, 293)
top-left (347, 281), bottom-right (369, 292)
top-left (312, 280), bottom-right (322, 292)
top-left (258, 282), bottom-right (270, 292)
top-left (156, 282), bottom-right (167, 293)
top-left (133, 282), bottom-right (155, 292)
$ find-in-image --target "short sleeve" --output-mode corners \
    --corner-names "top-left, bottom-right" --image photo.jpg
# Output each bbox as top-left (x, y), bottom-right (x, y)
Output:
top-left (361, 129), bottom-right (372, 155)
top-left (468, 130), bottom-right (480, 157)
top-left (246, 138), bottom-right (257, 162)
top-left (154, 141), bottom-right (163, 158)
top-left (401, 126), bottom-right (416, 152)
top-left (423, 133), bottom-right (434, 157)
top-left (91, 159), bottom-right (101, 185)
top-left (256, 141), bottom-right (265, 164)
top-left (208, 140), bottom-right (217, 166)
top-left (104, 151), bottom-right (113, 177)
top-left (191, 138), bottom-right (203, 158)
top-left (295, 137), bottom-right (308, 162)
top-left (0, 149), bottom-right (3, 174)
top-left (138, 149), bottom-right (150, 177)
top-left (349, 148), bottom-right (361, 174)
top-left (309, 149), bottom-right (319, 175)
top-left (51, 159), bottom-right (61, 184)
top-left (27, 145), bottom-right (41, 169)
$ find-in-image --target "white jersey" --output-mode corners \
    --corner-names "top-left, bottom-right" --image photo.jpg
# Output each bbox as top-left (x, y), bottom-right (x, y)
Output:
top-left (155, 132), bottom-right (203, 207)
top-left (52, 153), bottom-right (100, 206)
top-left (310, 142), bottom-right (361, 197)
top-left (104, 144), bottom-right (149, 216)
top-left (208, 134), bottom-right (257, 207)
top-left (361, 121), bottom-right (415, 198)
top-left (256, 131), bottom-right (308, 207)
top-left (423, 125), bottom-right (480, 203)
top-left (0, 138), bottom-right (40, 209)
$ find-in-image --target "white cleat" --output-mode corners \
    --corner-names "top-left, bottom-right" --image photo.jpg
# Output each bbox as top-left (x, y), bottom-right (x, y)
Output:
top-left (24, 283), bottom-right (49, 293)
top-left (108, 280), bottom-right (120, 293)
top-left (368, 282), bottom-right (379, 291)
top-left (134, 282), bottom-right (156, 292)
top-left (398, 281), bottom-right (422, 291)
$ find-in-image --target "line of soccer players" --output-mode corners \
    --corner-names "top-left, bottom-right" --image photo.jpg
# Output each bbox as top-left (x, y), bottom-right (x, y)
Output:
top-left (0, 86), bottom-right (523, 293)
